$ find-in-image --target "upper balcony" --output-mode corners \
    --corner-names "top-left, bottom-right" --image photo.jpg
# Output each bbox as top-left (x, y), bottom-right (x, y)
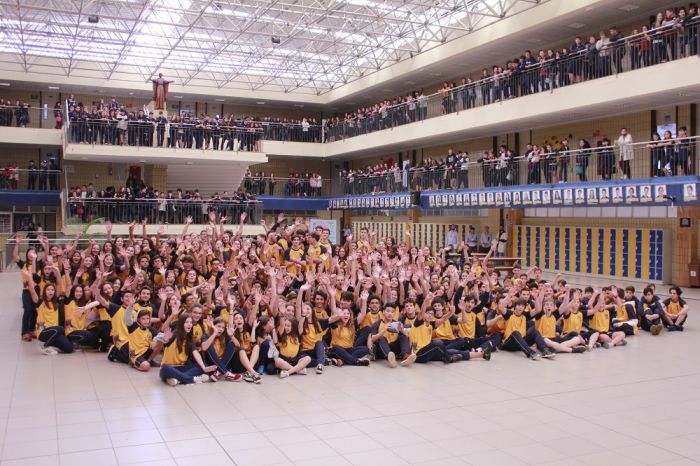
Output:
top-left (0, 106), bottom-right (62, 146)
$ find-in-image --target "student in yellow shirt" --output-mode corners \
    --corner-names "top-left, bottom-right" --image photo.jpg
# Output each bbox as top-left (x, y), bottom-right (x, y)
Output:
top-left (230, 312), bottom-right (262, 384)
top-left (297, 282), bottom-right (330, 374)
top-left (273, 315), bottom-right (312, 378)
top-left (127, 310), bottom-right (162, 371)
top-left (586, 288), bottom-right (627, 348)
top-left (23, 268), bottom-right (74, 355)
top-left (201, 316), bottom-right (243, 382)
top-left (369, 303), bottom-right (416, 368)
top-left (327, 290), bottom-right (370, 366)
top-left (662, 286), bottom-right (689, 331)
top-left (530, 290), bottom-right (587, 354)
top-left (160, 312), bottom-right (216, 386)
top-left (496, 290), bottom-right (551, 360)
top-left (64, 284), bottom-right (101, 349)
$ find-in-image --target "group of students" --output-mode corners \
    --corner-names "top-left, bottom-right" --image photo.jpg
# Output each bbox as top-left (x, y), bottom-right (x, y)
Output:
top-left (0, 99), bottom-right (32, 128)
top-left (14, 215), bottom-right (689, 386)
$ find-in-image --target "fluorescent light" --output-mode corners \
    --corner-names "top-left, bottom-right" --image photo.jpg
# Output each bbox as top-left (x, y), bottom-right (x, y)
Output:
top-left (48, 86), bottom-right (59, 90)
top-left (129, 92), bottom-right (134, 95)
top-left (256, 101), bottom-right (266, 105)
top-left (294, 104), bottom-right (305, 108)
top-left (215, 98), bottom-right (225, 102)
top-left (173, 95), bottom-right (183, 98)
top-left (0, 83), bottom-right (10, 86)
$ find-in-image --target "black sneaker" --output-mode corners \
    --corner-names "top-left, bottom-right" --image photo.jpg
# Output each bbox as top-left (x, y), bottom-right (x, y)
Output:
top-left (448, 354), bottom-right (463, 363)
top-left (242, 372), bottom-right (255, 383)
top-left (356, 357), bottom-right (370, 366)
top-left (149, 360), bottom-right (161, 367)
top-left (483, 345), bottom-right (492, 361)
top-left (542, 348), bottom-right (556, 359)
top-left (107, 345), bottom-right (117, 362)
top-left (527, 352), bottom-right (541, 361)
top-left (676, 325), bottom-right (684, 332)
top-left (572, 346), bottom-right (586, 354)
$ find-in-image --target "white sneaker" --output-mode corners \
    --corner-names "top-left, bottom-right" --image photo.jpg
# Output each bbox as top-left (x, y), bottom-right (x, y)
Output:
top-left (166, 378), bottom-right (180, 386)
top-left (298, 368), bottom-right (307, 375)
top-left (40, 346), bottom-right (58, 355)
top-left (279, 370), bottom-right (289, 379)
top-left (193, 374), bottom-right (210, 384)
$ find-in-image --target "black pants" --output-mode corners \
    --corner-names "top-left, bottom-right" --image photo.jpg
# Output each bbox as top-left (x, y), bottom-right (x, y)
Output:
top-left (501, 328), bottom-right (546, 356)
top-left (373, 335), bottom-right (410, 359)
top-left (68, 329), bottom-right (99, 348)
top-left (329, 345), bottom-right (369, 365)
top-left (39, 326), bottom-right (74, 353)
top-left (21, 290), bottom-right (36, 335)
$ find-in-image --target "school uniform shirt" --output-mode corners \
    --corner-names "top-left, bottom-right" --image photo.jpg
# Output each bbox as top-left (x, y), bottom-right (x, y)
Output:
top-left (109, 304), bottom-right (136, 349)
top-left (534, 311), bottom-right (559, 338)
top-left (370, 320), bottom-right (399, 344)
top-left (17, 259), bottom-right (37, 290)
top-left (663, 298), bottom-right (686, 315)
top-left (588, 309), bottom-right (611, 333)
top-left (562, 311), bottom-right (584, 334)
top-left (209, 336), bottom-right (227, 359)
top-left (35, 299), bottom-right (61, 337)
top-left (503, 310), bottom-right (527, 340)
top-left (301, 320), bottom-right (328, 351)
top-left (64, 300), bottom-right (91, 335)
top-left (305, 244), bottom-right (329, 272)
top-left (278, 335), bottom-right (301, 359)
top-left (486, 309), bottom-right (506, 335)
top-left (616, 304), bottom-right (637, 332)
top-left (433, 315), bottom-right (458, 340)
top-left (235, 326), bottom-right (254, 355)
top-left (360, 310), bottom-right (382, 329)
top-left (455, 311), bottom-right (480, 339)
top-left (400, 313), bottom-right (417, 329)
top-left (330, 323), bottom-right (355, 349)
top-left (134, 300), bottom-right (156, 318)
top-left (283, 247), bottom-right (306, 276)
top-left (128, 324), bottom-right (158, 364)
top-left (162, 335), bottom-right (194, 365)
top-left (409, 319), bottom-right (433, 353)
top-left (192, 321), bottom-right (209, 349)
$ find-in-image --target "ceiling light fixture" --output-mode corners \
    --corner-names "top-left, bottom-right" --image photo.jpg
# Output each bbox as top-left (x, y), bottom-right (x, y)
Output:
top-left (48, 86), bottom-right (59, 90)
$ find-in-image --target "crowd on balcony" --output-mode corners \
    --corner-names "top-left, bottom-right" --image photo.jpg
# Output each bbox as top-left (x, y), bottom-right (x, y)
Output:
top-left (65, 94), bottom-right (322, 150)
top-left (340, 128), bottom-right (697, 195)
top-left (242, 171), bottom-right (325, 197)
top-left (66, 176), bottom-right (259, 225)
top-left (0, 99), bottom-right (33, 128)
top-left (0, 159), bottom-right (61, 191)
top-left (324, 5), bottom-right (699, 141)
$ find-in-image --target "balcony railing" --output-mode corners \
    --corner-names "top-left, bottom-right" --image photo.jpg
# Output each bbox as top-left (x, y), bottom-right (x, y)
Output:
top-left (338, 136), bottom-right (700, 195)
top-left (64, 117), bottom-right (322, 149)
top-left (325, 23), bottom-right (700, 142)
top-left (242, 176), bottom-right (332, 197)
top-left (65, 197), bottom-right (262, 225)
top-left (58, 24), bottom-right (699, 151)
top-left (0, 105), bottom-right (64, 130)
top-left (0, 168), bottom-right (62, 191)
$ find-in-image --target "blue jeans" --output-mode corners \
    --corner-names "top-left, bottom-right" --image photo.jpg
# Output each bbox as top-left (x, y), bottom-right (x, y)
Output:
top-left (206, 342), bottom-right (235, 373)
top-left (328, 345), bottom-right (369, 365)
top-left (159, 361), bottom-right (203, 384)
top-left (301, 340), bottom-right (326, 366)
top-left (39, 326), bottom-right (74, 353)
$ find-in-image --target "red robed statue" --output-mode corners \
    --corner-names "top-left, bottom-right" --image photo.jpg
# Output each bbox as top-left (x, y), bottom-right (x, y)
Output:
top-left (151, 73), bottom-right (173, 110)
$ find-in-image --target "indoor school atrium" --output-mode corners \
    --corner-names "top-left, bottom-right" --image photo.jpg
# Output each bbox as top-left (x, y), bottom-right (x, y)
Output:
top-left (1, 0), bottom-right (700, 465)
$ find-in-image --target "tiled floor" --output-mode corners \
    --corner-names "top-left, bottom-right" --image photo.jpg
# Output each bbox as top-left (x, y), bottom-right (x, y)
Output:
top-left (1, 271), bottom-right (699, 466)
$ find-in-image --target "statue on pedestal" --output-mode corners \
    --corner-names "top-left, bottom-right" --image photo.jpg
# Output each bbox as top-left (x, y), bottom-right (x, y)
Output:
top-left (151, 73), bottom-right (173, 110)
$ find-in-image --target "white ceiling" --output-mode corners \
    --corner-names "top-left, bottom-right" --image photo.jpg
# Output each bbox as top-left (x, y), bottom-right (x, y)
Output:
top-left (0, 0), bottom-right (543, 96)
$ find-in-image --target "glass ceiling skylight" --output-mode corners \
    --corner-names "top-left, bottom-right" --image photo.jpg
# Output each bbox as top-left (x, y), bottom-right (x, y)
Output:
top-left (0, 0), bottom-right (543, 94)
